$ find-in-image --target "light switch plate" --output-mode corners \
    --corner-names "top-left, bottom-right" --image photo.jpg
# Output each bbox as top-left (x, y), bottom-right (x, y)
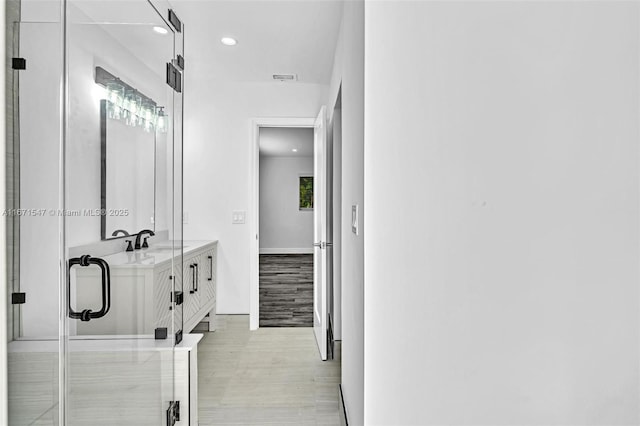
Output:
top-left (352, 204), bottom-right (359, 235)
top-left (183, 212), bottom-right (189, 224)
top-left (232, 210), bottom-right (246, 224)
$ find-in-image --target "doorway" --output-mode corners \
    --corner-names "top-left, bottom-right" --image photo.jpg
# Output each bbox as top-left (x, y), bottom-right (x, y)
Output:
top-left (258, 127), bottom-right (315, 327)
top-left (250, 118), bottom-right (314, 333)
top-left (250, 114), bottom-right (333, 360)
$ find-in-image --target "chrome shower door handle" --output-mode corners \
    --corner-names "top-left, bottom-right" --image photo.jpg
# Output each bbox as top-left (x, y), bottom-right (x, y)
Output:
top-left (68, 255), bottom-right (111, 322)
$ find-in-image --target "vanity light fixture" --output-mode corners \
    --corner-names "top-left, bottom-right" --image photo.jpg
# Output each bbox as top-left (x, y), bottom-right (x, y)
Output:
top-left (153, 26), bottom-right (168, 35)
top-left (156, 107), bottom-right (168, 133)
top-left (95, 66), bottom-right (168, 133)
top-left (221, 37), bottom-right (238, 46)
top-left (292, 148), bottom-right (298, 152)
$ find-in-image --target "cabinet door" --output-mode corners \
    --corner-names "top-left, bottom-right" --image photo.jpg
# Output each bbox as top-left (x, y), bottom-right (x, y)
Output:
top-left (200, 246), bottom-right (216, 308)
top-left (154, 264), bottom-right (173, 332)
top-left (183, 256), bottom-right (201, 323)
top-left (173, 261), bottom-right (183, 337)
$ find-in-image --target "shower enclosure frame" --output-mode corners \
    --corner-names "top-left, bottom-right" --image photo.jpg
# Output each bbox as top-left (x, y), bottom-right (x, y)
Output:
top-left (4, 0), bottom-right (186, 423)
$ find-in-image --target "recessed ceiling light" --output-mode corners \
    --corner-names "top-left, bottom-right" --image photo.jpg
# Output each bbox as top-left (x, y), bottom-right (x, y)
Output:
top-left (153, 26), bottom-right (168, 35)
top-left (221, 37), bottom-right (238, 46)
top-left (292, 148), bottom-right (298, 152)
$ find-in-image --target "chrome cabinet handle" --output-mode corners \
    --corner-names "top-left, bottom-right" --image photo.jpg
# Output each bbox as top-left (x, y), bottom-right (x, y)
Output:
top-left (68, 255), bottom-right (111, 322)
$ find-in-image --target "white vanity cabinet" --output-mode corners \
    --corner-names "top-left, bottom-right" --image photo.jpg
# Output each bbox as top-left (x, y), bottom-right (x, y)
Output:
top-left (200, 247), bottom-right (217, 314)
top-left (183, 257), bottom-right (200, 327)
top-left (183, 246), bottom-right (217, 333)
top-left (73, 240), bottom-right (217, 336)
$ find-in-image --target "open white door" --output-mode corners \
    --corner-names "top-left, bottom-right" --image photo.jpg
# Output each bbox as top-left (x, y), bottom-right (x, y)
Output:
top-left (313, 106), bottom-right (329, 360)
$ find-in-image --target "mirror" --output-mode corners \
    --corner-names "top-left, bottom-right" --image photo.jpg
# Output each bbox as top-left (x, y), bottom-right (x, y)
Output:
top-left (99, 67), bottom-right (167, 239)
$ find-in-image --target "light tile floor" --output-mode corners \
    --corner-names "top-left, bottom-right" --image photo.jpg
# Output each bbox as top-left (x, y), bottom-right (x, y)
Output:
top-left (198, 315), bottom-right (341, 426)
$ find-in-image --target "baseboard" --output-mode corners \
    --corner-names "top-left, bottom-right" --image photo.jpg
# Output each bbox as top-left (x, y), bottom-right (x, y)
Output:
top-left (259, 248), bottom-right (313, 254)
top-left (339, 384), bottom-right (348, 426)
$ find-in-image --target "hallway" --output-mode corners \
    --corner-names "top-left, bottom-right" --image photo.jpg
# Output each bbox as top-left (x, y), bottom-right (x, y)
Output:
top-left (198, 315), bottom-right (341, 425)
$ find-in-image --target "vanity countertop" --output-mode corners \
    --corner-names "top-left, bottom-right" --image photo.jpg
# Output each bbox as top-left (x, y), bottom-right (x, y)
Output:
top-left (94, 240), bottom-right (217, 269)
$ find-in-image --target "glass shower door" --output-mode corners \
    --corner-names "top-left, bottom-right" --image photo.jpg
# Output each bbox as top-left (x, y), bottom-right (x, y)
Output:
top-left (5, 1), bottom-right (183, 424)
top-left (7, 18), bottom-right (63, 425)
top-left (63, 1), bottom-right (182, 424)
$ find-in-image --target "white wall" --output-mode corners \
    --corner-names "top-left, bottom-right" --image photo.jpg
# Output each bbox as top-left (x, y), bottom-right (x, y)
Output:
top-left (259, 154), bottom-right (314, 252)
top-left (364, 2), bottom-right (640, 424)
top-left (326, 1), bottom-right (365, 423)
top-left (182, 78), bottom-right (327, 314)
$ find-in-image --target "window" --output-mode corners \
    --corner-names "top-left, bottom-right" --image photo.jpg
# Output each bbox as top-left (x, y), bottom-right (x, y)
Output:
top-left (299, 176), bottom-right (313, 210)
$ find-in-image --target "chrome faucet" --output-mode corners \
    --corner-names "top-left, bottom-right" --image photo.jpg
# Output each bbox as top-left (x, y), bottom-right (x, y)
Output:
top-left (135, 229), bottom-right (155, 250)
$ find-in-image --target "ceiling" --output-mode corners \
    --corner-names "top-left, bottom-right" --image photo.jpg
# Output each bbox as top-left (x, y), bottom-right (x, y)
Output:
top-left (259, 127), bottom-right (314, 157)
top-left (69, 0), bottom-right (175, 86)
top-left (68, 0), bottom-right (343, 85)
top-left (171, 0), bottom-right (343, 84)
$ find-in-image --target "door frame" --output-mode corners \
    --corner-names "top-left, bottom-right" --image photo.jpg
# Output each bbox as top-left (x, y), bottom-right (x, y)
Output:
top-left (249, 117), bottom-right (316, 330)
top-left (0, 3), bottom-right (7, 422)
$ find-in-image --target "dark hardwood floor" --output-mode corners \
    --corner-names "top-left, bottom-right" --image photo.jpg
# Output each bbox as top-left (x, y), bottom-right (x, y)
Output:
top-left (259, 254), bottom-right (313, 327)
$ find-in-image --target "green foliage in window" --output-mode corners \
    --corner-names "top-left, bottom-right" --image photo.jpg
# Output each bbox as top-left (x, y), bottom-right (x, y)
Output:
top-left (299, 176), bottom-right (313, 209)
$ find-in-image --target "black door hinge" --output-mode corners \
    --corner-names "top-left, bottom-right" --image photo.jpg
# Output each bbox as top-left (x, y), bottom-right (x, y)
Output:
top-left (166, 400), bottom-right (180, 426)
top-left (175, 54), bottom-right (184, 71)
top-left (166, 62), bottom-right (182, 93)
top-left (155, 327), bottom-right (168, 340)
top-left (173, 290), bottom-right (183, 306)
top-left (175, 329), bottom-right (183, 344)
top-left (11, 292), bottom-right (26, 304)
top-left (168, 9), bottom-right (182, 33)
top-left (12, 58), bottom-right (26, 70)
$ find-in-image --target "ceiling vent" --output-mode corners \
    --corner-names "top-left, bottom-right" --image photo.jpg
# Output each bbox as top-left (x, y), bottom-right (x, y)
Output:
top-left (273, 73), bottom-right (297, 82)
